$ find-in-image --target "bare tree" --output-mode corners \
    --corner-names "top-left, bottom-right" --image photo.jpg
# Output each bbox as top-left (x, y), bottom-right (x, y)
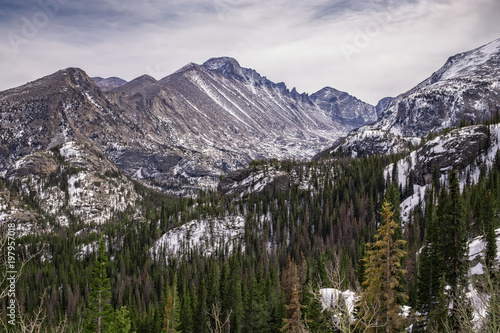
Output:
top-left (207, 301), bottom-right (232, 333)
top-left (307, 253), bottom-right (383, 333)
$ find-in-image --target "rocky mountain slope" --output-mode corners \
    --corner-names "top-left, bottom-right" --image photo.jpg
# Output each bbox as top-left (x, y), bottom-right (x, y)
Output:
top-left (333, 38), bottom-right (500, 157)
top-left (1, 140), bottom-right (142, 233)
top-left (1, 57), bottom-right (376, 197)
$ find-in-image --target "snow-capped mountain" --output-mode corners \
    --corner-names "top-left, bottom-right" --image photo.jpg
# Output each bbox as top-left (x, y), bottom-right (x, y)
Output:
top-left (0, 57), bottom-right (376, 198)
top-left (334, 38), bottom-right (500, 156)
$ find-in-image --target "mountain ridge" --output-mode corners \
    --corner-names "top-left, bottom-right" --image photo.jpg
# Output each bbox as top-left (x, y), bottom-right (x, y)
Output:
top-left (332, 38), bottom-right (500, 157)
top-left (2, 57), bottom-right (377, 196)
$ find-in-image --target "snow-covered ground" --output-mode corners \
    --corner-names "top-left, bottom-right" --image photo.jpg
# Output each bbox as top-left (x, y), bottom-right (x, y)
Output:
top-left (151, 215), bottom-right (245, 258)
top-left (386, 124), bottom-right (500, 225)
top-left (468, 227), bottom-right (500, 276)
top-left (318, 228), bottom-right (499, 329)
top-left (320, 288), bottom-right (357, 318)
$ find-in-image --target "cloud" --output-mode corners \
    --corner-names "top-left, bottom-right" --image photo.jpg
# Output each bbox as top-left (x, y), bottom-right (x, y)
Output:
top-left (0, 0), bottom-right (499, 104)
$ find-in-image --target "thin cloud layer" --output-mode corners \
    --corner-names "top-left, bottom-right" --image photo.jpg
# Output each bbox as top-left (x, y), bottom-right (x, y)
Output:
top-left (0, 0), bottom-right (499, 104)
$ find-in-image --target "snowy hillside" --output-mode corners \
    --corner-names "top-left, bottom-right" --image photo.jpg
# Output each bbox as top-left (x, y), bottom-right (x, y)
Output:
top-left (1, 141), bottom-right (142, 232)
top-left (151, 215), bottom-right (245, 258)
top-left (334, 38), bottom-right (500, 157)
top-left (468, 227), bottom-right (500, 276)
top-left (386, 124), bottom-right (499, 224)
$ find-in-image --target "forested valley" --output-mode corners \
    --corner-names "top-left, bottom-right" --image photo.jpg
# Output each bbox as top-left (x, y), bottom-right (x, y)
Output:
top-left (2, 137), bottom-right (499, 332)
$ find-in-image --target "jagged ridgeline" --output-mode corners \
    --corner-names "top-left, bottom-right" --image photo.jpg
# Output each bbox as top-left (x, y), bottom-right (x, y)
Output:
top-left (1, 38), bottom-right (500, 332)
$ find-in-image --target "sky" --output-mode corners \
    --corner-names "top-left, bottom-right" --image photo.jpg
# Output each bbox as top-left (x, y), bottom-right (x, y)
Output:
top-left (0, 0), bottom-right (499, 105)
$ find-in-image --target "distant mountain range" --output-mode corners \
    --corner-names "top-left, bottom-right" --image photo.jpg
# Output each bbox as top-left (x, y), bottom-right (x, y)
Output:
top-left (1, 38), bottom-right (500, 228)
top-left (0, 56), bottom-right (378, 194)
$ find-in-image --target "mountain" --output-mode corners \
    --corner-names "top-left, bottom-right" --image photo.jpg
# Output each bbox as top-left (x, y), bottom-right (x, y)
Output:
top-left (333, 38), bottom-right (500, 156)
top-left (0, 57), bottom-right (376, 202)
top-left (91, 76), bottom-right (127, 91)
top-left (310, 87), bottom-right (378, 127)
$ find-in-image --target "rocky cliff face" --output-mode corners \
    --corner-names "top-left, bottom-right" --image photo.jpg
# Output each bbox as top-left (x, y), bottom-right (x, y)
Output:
top-left (333, 38), bottom-right (500, 157)
top-left (1, 141), bottom-right (142, 232)
top-left (310, 87), bottom-right (378, 127)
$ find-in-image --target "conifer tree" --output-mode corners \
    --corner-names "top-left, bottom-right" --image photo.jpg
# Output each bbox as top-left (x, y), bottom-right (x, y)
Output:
top-left (281, 256), bottom-right (307, 333)
top-left (85, 236), bottom-right (114, 333)
top-left (417, 189), bottom-right (442, 319)
top-left (281, 285), bottom-right (308, 333)
top-left (109, 306), bottom-right (132, 333)
top-left (358, 201), bottom-right (407, 332)
top-left (483, 191), bottom-right (498, 272)
top-left (162, 273), bottom-right (181, 333)
top-left (427, 275), bottom-right (450, 332)
top-left (228, 254), bottom-right (243, 333)
top-left (439, 171), bottom-right (468, 331)
top-left (180, 286), bottom-right (194, 333)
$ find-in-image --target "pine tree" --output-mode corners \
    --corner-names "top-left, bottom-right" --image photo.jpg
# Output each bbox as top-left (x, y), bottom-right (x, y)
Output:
top-left (483, 191), bottom-right (498, 272)
top-left (427, 275), bottom-right (450, 332)
top-left (85, 236), bottom-right (114, 333)
top-left (280, 285), bottom-right (307, 333)
top-left (358, 201), bottom-right (407, 332)
top-left (280, 256), bottom-right (307, 333)
top-left (417, 189), bottom-right (442, 319)
top-left (162, 273), bottom-right (181, 333)
top-left (180, 286), bottom-right (194, 333)
top-left (228, 254), bottom-right (243, 333)
top-left (439, 171), bottom-right (468, 331)
top-left (109, 306), bottom-right (132, 333)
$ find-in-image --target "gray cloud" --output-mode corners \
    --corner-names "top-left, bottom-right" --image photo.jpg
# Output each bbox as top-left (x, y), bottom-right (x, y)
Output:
top-left (0, 0), bottom-right (499, 104)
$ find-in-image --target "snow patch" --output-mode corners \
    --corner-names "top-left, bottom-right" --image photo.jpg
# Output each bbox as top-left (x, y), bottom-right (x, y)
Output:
top-left (152, 215), bottom-right (245, 258)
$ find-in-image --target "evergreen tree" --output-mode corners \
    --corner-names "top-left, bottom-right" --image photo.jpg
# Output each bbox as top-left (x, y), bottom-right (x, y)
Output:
top-left (109, 306), bottom-right (132, 333)
top-left (85, 236), bottom-right (114, 333)
top-left (483, 192), bottom-right (498, 272)
top-left (180, 286), bottom-right (194, 333)
top-left (417, 189), bottom-right (442, 319)
top-left (358, 201), bottom-right (407, 332)
top-left (279, 256), bottom-right (308, 332)
top-left (280, 284), bottom-right (307, 333)
top-left (228, 254), bottom-right (243, 333)
top-left (440, 171), bottom-right (468, 331)
top-left (427, 275), bottom-right (450, 332)
top-left (162, 273), bottom-right (181, 333)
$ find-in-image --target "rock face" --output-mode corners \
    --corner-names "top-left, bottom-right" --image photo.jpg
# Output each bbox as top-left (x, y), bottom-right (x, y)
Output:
top-left (387, 124), bottom-right (500, 224)
top-left (310, 87), bottom-right (378, 127)
top-left (2, 141), bottom-right (141, 231)
top-left (1, 58), bottom-right (376, 194)
top-left (334, 38), bottom-right (500, 157)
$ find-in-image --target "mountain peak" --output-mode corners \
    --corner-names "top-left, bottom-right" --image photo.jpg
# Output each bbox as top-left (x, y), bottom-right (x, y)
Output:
top-left (314, 87), bottom-right (341, 95)
top-left (111, 74), bottom-right (157, 96)
top-left (310, 87), bottom-right (377, 127)
top-left (203, 57), bottom-right (241, 70)
top-left (0, 67), bottom-right (96, 100)
top-left (202, 57), bottom-right (244, 79)
top-left (92, 76), bottom-right (127, 91)
top-left (426, 38), bottom-right (500, 85)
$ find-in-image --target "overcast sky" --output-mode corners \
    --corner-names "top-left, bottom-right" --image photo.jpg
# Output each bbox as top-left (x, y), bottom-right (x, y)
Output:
top-left (1, 0), bottom-right (499, 104)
